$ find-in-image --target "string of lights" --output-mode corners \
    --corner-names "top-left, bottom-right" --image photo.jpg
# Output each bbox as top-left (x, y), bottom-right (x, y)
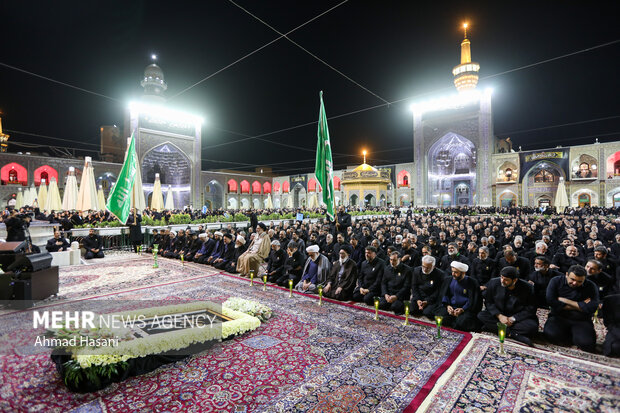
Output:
top-left (169, 0), bottom-right (350, 100)
top-left (0, 61), bottom-right (120, 102)
top-left (226, 0), bottom-right (389, 104)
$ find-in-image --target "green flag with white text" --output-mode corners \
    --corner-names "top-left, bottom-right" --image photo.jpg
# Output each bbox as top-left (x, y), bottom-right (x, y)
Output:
top-left (106, 133), bottom-right (138, 223)
top-left (315, 91), bottom-right (335, 221)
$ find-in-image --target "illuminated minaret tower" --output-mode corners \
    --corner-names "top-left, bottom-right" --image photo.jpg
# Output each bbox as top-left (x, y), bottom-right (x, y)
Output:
top-left (452, 23), bottom-right (480, 92)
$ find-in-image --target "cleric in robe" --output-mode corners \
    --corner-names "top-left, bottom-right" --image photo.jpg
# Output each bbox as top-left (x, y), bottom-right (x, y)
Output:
top-left (237, 223), bottom-right (271, 276)
top-left (323, 246), bottom-right (358, 301)
top-left (435, 261), bottom-right (481, 331)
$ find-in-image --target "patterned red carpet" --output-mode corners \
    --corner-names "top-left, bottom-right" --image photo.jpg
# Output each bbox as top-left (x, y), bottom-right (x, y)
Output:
top-left (0, 258), bottom-right (469, 412)
top-left (418, 335), bottom-right (620, 412)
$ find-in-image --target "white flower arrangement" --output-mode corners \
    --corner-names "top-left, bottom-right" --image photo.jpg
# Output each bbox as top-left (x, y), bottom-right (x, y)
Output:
top-left (222, 297), bottom-right (273, 322)
top-left (70, 301), bottom-right (262, 369)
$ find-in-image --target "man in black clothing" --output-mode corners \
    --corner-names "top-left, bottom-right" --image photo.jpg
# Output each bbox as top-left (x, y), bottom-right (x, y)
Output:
top-left (335, 206), bottom-right (351, 235)
top-left (471, 246), bottom-right (495, 292)
top-left (410, 255), bottom-right (444, 319)
top-left (379, 251), bottom-right (412, 315)
top-left (352, 246), bottom-right (384, 306)
top-left (439, 242), bottom-right (470, 273)
top-left (46, 230), bottom-right (70, 252)
top-left (276, 241), bottom-right (304, 286)
top-left (585, 259), bottom-right (614, 299)
top-left (527, 256), bottom-right (563, 308)
top-left (213, 234), bottom-right (236, 270)
top-left (478, 266), bottom-right (538, 345)
top-left (401, 238), bottom-right (421, 268)
top-left (495, 250), bottom-right (530, 279)
top-left (551, 245), bottom-right (584, 273)
top-left (4, 209), bottom-right (29, 242)
top-left (602, 294), bottom-right (620, 357)
top-left (266, 240), bottom-right (287, 282)
top-left (83, 228), bottom-right (104, 259)
top-left (127, 209), bottom-right (142, 253)
top-left (543, 265), bottom-right (600, 353)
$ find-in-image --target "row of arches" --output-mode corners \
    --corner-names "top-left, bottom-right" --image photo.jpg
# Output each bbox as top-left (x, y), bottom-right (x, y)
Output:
top-left (226, 176), bottom-right (345, 195)
top-left (1, 163), bottom-right (62, 186)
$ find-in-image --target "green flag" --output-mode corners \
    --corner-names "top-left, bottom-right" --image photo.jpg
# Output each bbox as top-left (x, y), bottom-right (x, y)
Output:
top-left (315, 91), bottom-right (335, 221)
top-left (106, 133), bottom-right (138, 223)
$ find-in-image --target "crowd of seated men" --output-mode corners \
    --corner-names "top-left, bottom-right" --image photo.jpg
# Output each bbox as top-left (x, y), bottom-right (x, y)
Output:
top-left (139, 205), bottom-right (620, 356)
top-left (256, 206), bottom-right (620, 356)
top-left (148, 225), bottom-right (248, 274)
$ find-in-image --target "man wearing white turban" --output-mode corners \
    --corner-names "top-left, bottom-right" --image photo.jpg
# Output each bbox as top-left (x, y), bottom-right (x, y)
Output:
top-left (434, 260), bottom-right (482, 332)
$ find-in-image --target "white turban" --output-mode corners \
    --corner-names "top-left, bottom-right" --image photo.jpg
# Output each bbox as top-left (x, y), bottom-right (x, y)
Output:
top-left (236, 236), bottom-right (246, 245)
top-left (214, 231), bottom-right (223, 237)
top-left (306, 245), bottom-right (319, 253)
top-left (450, 261), bottom-right (469, 273)
top-left (198, 233), bottom-right (207, 239)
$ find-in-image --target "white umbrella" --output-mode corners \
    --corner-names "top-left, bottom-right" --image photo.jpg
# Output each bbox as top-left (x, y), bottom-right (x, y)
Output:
top-left (45, 177), bottom-right (62, 211)
top-left (97, 185), bottom-right (106, 211)
top-left (26, 183), bottom-right (36, 207)
top-left (165, 185), bottom-right (175, 210)
top-left (76, 157), bottom-right (99, 211)
top-left (286, 194), bottom-right (293, 209)
top-left (265, 193), bottom-right (273, 209)
top-left (308, 192), bottom-right (318, 209)
top-left (37, 179), bottom-right (48, 211)
top-left (15, 188), bottom-right (23, 209)
top-left (62, 167), bottom-right (79, 211)
top-left (150, 173), bottom-right (164, 211)
top-left (554, 177), bottom-right (570, 211)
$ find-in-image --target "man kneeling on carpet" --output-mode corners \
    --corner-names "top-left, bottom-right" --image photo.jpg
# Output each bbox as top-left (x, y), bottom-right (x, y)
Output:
top-left (83, 228), bottom-right (104, 259)
top-left (434, 261), bottom-right (482, 331)
top-left (478, 266), bottom-right (538, 345)
top-left (295, 245), bottom-right (331, 294)
top-left (323, 246), bottom-right (358, 301)
top-left (237, 223), bottom-right (271, 276)
top-left (379, 251), bottom-right (412, 315)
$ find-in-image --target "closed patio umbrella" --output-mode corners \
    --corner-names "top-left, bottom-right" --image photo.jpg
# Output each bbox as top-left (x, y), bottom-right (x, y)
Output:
top-left (45, 177), bottom-right (62, 211)
top-left (62, 166), bottom-right (78, 211)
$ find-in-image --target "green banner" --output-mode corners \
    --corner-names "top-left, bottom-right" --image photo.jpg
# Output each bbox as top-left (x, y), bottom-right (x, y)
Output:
top-left (106, 134), bottom-right (138, 223)
top-left (314, 91), bottom-right (335, 221)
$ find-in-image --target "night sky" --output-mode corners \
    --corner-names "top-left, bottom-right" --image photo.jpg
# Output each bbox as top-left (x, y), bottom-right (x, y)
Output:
top-left (1, 1), bottom-right (619, 174)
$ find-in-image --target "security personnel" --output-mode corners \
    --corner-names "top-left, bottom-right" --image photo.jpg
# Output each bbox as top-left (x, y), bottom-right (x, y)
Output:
top-left (478, 266), bottom-right (538, 345)
top-left (543, 265), bottom-right (599, 353)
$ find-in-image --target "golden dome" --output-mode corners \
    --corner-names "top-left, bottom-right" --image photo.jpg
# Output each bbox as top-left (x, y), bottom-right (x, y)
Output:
top-left (353, 163), bottom-right (378, 172)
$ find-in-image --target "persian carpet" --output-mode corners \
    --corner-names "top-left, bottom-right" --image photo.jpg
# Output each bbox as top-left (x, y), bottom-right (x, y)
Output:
top-left (0, 262), bottom-right (470, 413)
top-left (56, 257), bottom-right (220, 301)
top-left (418, 335), bottom-right (620, 412)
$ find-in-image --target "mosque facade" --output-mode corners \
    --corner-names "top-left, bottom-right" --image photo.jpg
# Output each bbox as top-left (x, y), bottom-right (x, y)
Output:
top-left (1, 32), bottom-right (620, 210)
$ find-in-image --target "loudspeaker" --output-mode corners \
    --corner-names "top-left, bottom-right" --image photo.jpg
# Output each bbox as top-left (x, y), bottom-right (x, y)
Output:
top-left (0, 241), bottom-right (26, 254)
top-left (11, 279), bottom-right (33, 309)
top-left (7, 253), bottom-right (53, 272)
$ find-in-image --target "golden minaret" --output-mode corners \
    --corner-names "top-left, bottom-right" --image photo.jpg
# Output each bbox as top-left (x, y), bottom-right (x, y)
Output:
top-left (452, 23), bottom-right (480, 92)
top-left (0, 113), bottom-right (9, 153)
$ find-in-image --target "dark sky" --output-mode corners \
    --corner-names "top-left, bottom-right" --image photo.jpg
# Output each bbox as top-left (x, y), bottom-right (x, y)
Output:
top-left (1, 1), bottom-right (619, 174)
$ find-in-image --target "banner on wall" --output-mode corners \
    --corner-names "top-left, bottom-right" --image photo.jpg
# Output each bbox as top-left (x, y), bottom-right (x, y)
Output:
top-left (519, 149), bottom-right (570, 181)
